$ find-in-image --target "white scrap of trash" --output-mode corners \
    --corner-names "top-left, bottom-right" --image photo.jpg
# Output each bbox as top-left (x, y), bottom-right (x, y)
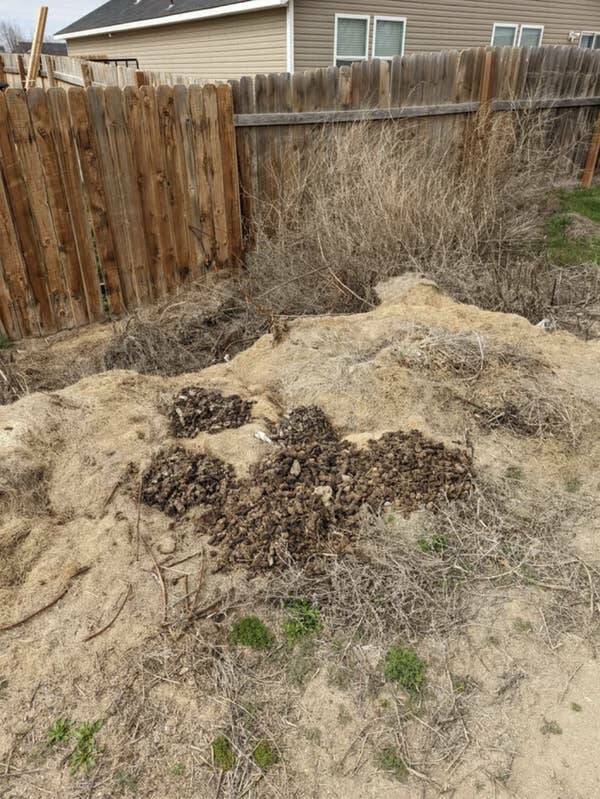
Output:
top-left (536, 318), bottom-right (557, 332)
top-left (254, 430), bottom-right (274, 445)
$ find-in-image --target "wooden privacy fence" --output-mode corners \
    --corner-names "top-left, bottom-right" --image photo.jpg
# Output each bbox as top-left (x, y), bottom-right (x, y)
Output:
top-left (230, 45), bottom-right (600, 233)
top-left (0, 84), bottom-right (242, 340)
top-left (0, 52), bottom-right (218, 91)
top-left (1, 45), bottom-right (600, 340)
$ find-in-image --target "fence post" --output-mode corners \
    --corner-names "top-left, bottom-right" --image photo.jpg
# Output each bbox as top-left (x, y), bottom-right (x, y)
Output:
top-left (0, 56), bottom-right (6, 84)
top-left (42, 55), bottom-right (56, 88)
top-left (134, 70), bottom-right (147, 88)
top-left (81, 61), bottom-right (93, 88)
top-left (17, 55), bottom-right (26, 89)
top-left (581, 112), bottom-right (600, 188)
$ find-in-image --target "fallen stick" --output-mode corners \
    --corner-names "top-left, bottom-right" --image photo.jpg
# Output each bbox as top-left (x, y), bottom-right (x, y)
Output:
top-left (83, 584), bottom-right (132, 642)
top-left (0, 567), bottom-right (90, 633)
top-left (190, 550), bottom-right (206, 616)
top-left (140, 535), bottom-right (169, 624)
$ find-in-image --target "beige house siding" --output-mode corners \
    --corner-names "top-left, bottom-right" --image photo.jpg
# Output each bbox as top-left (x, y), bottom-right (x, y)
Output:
top-left (294, 0), bottom-right (600, 70)
top-left (67, 7), bottom-right (287, 80)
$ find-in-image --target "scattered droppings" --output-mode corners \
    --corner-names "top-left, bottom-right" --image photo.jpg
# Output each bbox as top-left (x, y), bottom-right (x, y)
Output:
top-left (169, 386), bottom-right (253, 437)
top-left (268, 405), bottom-right (339, 446)
top-left (141, 447), bottom-right (235, 516)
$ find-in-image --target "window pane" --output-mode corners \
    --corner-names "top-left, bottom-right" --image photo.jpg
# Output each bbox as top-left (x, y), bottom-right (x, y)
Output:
top-left (336, 17), bottom-right (368, 58)
top-left (594, 34), bottom-right (600, 49)
top-left (492, 25), bottom-right (517, 46)
top-left (520, 26), bottom-right (542, 47)
top-left (580, 33), bottom-right (594, 48)
top-left (374, 19), bottom-right (405, 58)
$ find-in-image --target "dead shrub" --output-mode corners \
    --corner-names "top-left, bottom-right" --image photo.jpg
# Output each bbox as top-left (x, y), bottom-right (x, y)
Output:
top-left (394, 327), bottom-right (547, 380)
top-left (104, 296), bottom-right (266, 377)
top-left (246, 112), bottom-right (595, 326)
top-left (463, 381), bottom-right (581, 442)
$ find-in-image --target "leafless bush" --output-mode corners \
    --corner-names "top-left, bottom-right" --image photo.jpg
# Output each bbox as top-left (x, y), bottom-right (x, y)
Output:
top-left (394, 327), bottom-right (547, 380)
top-left (104, 283), bottom-right (268, 376)
top-left (247, 112), bottom-right (591, 323)
top-left (462, 380), bottom-right (582, 442)
top-left (0, 352), bottom-right (27, 405)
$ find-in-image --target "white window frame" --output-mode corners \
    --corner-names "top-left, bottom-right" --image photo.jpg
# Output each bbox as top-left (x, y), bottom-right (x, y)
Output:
top-left (518, 23), bottom-right (544, 46)
top-left (579, 31), bottom-right (600, 48)
top-left (491, 22), bottom-right (519, 46)
top-left (333, 13), bottom-right (370, 66)
top-left (372, 15), bottom-right (407, 60)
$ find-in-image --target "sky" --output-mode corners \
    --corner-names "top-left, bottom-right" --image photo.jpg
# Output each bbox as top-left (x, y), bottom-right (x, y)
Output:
top-left (1, 0), bottom-right (101, 39)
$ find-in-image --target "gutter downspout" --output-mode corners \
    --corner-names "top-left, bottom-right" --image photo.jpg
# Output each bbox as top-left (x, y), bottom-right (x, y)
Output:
top-left (286, 0), bottom-right (294, 73)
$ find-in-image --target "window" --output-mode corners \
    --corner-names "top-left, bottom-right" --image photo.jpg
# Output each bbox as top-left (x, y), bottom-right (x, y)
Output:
top-left (491, 22), bottom-right (543, 47)
top-left (580, 31), bottom-right (600, 49)
top-left (518, 25), bottom-right (543, 47)
top-left (491, 23), bottom-right (518, 46)
top-left (334, 14), bottom-right (369, 66)
top-left (373, 16), bottom-right (406, 59)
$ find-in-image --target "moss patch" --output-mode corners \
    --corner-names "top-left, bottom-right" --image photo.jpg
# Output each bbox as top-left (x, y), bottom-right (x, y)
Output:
top-left (211, 736), bottom-right (236, 771)
top-left (229, 616), bottom-right (274, 650)
top-left (282, 599), bottom-right (322, 644)
top-left (384, 646), bottom-right (426, 693)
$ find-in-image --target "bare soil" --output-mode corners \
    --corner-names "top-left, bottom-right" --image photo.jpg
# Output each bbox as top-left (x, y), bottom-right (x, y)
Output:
top-left (1, 275), bottom-right (599, 799)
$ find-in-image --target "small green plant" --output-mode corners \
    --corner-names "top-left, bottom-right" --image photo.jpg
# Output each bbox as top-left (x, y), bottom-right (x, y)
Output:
top-left (229, 616), bottom-right (273, 650)
top-left (417, 533), bottom-right (448, 555)
top-left (540, 719), bottom-right (562, 736)
top-left (283, 599), bottom-right (322, 644)
top-left (565, 477), bottom-right (582, 494)
top-left (252, 740), bottom-right (279, 771)
top-left (505, 465), bottom-right (524, 481)
top-left (170, 762), bottom-right (185, 777)
top-left (384, 646), bottom-right (426, 693)
top-left (115, 770), bottom-right (138, 794)
top-left (69, 721), bottom-right (103, 774)
top-left (513, 618), bottom-right (533, 633)
top-left (571, 702), bottom-right (583, 712)
top-left (0, 677), bottom-right (8, 697)
top-left (375, 747), bottom-right (408, 782)
top-left (212, 735), bottom-right (236, 771)
top-left (47, 717), bottom-right (73, 747)
top-left (0, 335), bottom-right (11, 350)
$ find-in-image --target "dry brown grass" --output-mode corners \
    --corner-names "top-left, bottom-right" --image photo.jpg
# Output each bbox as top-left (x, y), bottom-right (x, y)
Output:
top-left (265, 476), bottom-right (597, 645)
top-left (246, 112), bottom-right (596, 326)
top-left (393, 326), bottom-right (547, 380)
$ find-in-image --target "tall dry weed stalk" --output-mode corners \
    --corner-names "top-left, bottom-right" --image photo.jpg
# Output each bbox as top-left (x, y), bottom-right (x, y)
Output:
top-left (247, 112), bottom-right (571, 319)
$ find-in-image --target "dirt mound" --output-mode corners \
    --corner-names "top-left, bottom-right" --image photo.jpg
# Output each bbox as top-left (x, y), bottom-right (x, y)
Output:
top-left (141, 447), bottom-right (235, 516)
top-left (169, 386), bottom-right (254, 437)
top-left (1, 276), bottom-right (600, 799)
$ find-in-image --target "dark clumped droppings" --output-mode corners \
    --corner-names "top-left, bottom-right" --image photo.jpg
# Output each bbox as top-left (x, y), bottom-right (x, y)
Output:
top-left (170, 387), bottom-right (254, 437)
top-left (268, 405), bottom-right (339, 445)
top-left (141, 447), bottom-right (235, 516)
top-left (142, 406), bottom-right (473, 573)
top-left (208, 429), bottom-right (473, 572)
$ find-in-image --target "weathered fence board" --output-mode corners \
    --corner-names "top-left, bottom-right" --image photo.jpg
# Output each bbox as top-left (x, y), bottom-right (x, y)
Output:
top-left (0, 82), bottom-right (241, 339)
top-left (230, 45), bottom-right (600, 234)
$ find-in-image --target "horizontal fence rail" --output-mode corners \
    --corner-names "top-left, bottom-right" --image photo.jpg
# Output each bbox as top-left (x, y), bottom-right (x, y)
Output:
top-left (234, 96), bottom-right (600, 127)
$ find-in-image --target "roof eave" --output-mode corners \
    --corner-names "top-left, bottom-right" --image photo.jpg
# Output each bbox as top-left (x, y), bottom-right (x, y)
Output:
top-left (56, 0), bottom-right (287, 39)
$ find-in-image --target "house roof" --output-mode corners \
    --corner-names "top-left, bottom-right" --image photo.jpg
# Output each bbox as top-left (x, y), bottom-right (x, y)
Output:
top-left (56, 0), bottom-right (287, 38)
top-left (17, 41), bottom-right (68, 55)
